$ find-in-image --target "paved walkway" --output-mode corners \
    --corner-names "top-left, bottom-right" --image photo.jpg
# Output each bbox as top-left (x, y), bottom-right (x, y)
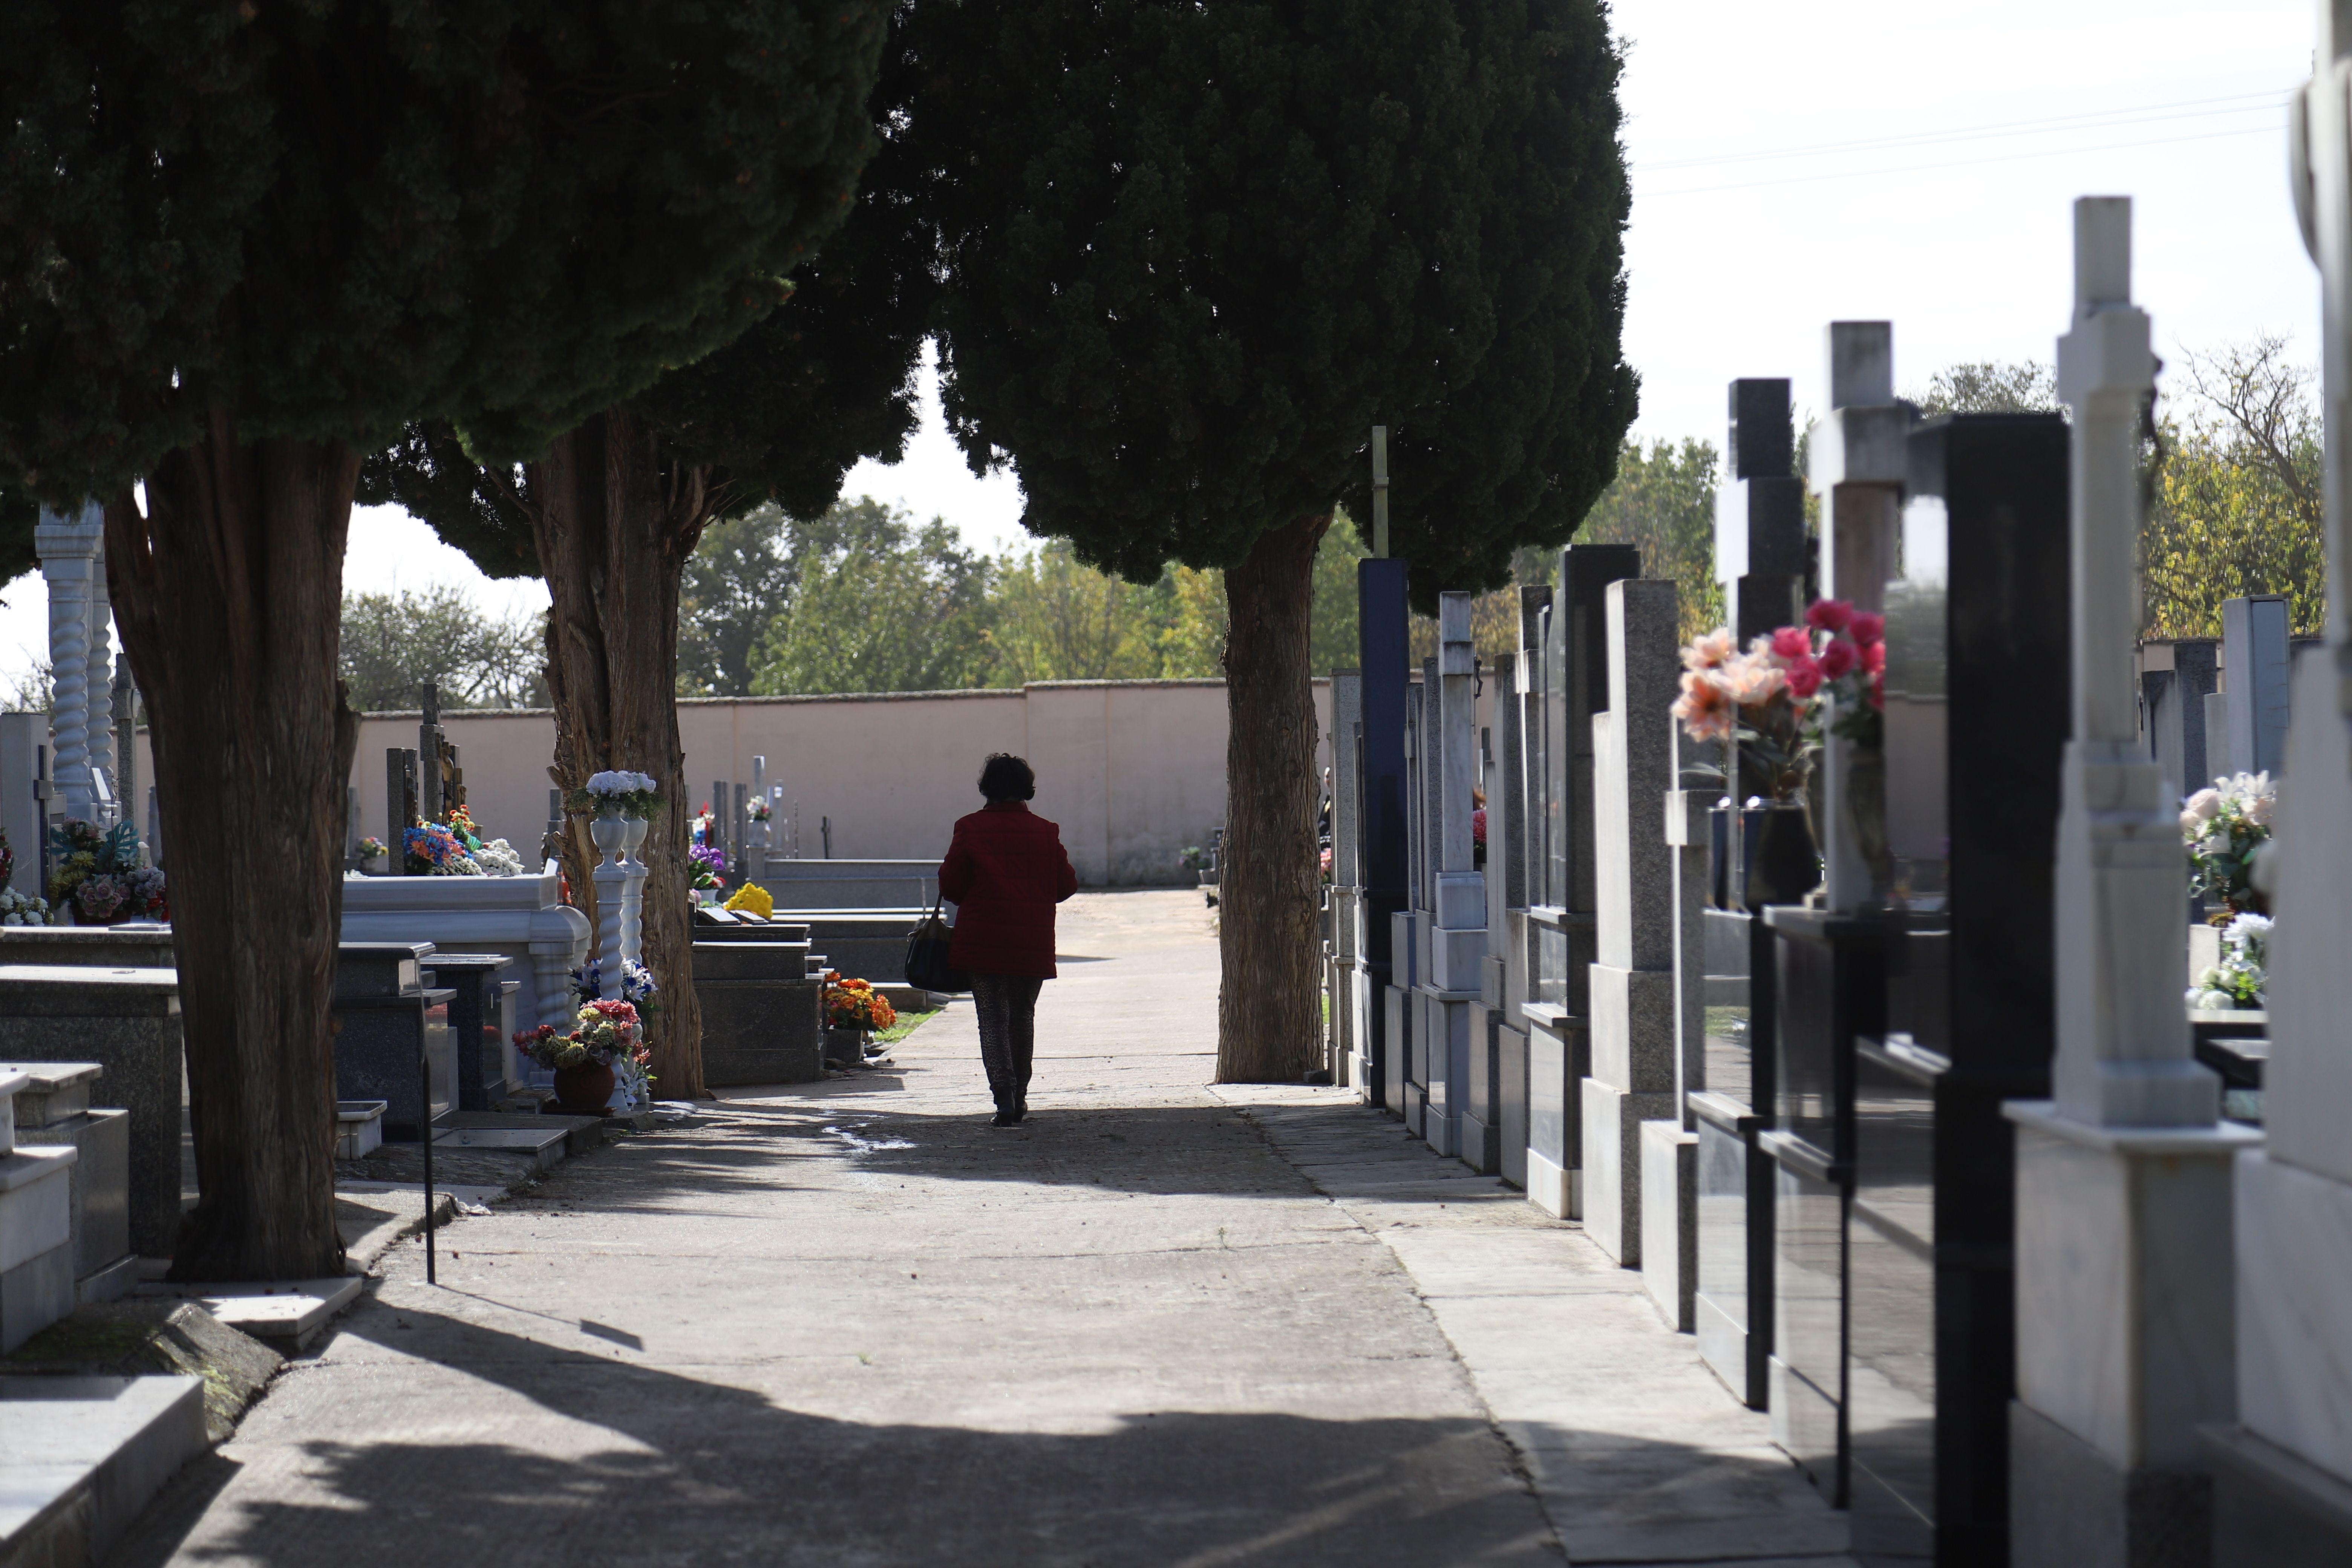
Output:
top-left (121, 891), bottom-right (1850, 1566)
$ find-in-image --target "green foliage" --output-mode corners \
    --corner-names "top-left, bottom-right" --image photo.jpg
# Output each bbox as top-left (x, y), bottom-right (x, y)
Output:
top-left (986, 544), bottom-right (1167, 684)
top-left (0, 1), bottom-right (893, 503)
top-left (1912, 361), bottom-right (2059, 418)
top-left (1308, 513), bottom-right (1372, 677)
top-left (340, 588), bottom-right (545, 712)
top-left (751, 501), bottom-right (996, 694)
top-left (913, 0), bottom-right (1635, 603)
top-left (2145, 339), bottom-right (2326, 638)
top-left (1579, 438), bottom-right (1724, 647)
top-left (678, 504), bottom-right (804, 698)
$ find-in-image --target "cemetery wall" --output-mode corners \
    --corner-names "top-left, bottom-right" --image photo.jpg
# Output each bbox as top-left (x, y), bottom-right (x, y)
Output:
top-left (117, 680), bottom-right (1331, 887)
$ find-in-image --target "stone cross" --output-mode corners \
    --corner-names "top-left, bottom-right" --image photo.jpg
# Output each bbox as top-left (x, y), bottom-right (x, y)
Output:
top-left (1806, 325), bottom-right (1910, 909)
top-left (1581, 577), bottom-right (1681, 1265)
top-left (2200, 21), bottom-right (2352, 1542)
top-left (1716, 378), bottom-right (1806, 646)
top-left (2005, 197), bottom-right (2256, 1561)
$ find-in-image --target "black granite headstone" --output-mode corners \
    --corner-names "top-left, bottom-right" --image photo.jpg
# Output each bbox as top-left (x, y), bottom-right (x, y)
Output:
top-left (421, 952), bottom-right (515, 1112)
top-left (1846, 413), bottom-right (2067, 1563)
top-left (332, 941), bottom-right (454, 1141)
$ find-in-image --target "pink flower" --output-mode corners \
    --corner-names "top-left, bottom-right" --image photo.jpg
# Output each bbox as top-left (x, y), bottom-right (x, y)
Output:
top-left (1682, 628), bottom-right (1736, 672)
top-left (1818, 639), bottom-right (1858, 679)
top-left (1806, 598), bottom-right (1854, 634)
top-left (1672, 670), bottom-right (1737, 742)
top-left (1472, 808), bottom-right (1487, 845)
top-left (1723, 653), bottom-right (1785, 706)
top-left (1784, 655), bottom-right (1824, 699)
top-left (1848, 610), bottom-right (1884, 646)
top-left (1862, 640), bottom-right (1885, 675)
top-left (1770, 625), bottom-right (1813, 662)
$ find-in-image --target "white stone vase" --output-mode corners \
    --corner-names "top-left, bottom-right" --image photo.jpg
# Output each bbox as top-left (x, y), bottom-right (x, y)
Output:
top-left (622, 813), bottom-right (650, 867)
top-left (590, 810), bottom-right (630, 863)
top-left (361, 853), bottom-right (390, 877)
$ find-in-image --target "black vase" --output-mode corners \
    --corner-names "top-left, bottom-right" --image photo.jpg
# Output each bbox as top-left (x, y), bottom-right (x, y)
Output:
top-left (1745, 805), bottom-right (1820, 908)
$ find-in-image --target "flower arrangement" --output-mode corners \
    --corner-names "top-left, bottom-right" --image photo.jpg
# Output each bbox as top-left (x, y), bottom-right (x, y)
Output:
top-left (568, 770), bottom-right (662, 819)
top-left (47, 819), bottom-right (165, 922)
top-left (824, 971), bottom-right (897, 1033)
top-left (751, 799), bottom-right (771, 822)
top-left (0, 887), bottom-right (55, 926)
top-left (472, 838), bottom-right (526, 877)
top-left (571, 956), bottom-right (658, 1005)
top-left (358, 836), bottom-right (389, 861)
top-left (404, 821), bottom-right (481, 876)
top-left (689, 843), bottom-right (728, 891)
top-left (723, 881), bottom-right (773, 918)
top-left (1672, 600), bottom-right (1885, 803)
top-left (2187, 912), bottom-right (2271, 1011)
top-left (0, 826), bottom-right (13, 889)
top-left (447, 805), bottom-right (485, 848)
top-left (2183, 772), bottom-right (2274, 916)
top-left (513, 999), bottom-right (652, 1072)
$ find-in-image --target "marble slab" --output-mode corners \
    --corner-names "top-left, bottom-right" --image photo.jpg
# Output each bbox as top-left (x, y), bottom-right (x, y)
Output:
top-left (2237, 1148), bottom-right (2352, 1485)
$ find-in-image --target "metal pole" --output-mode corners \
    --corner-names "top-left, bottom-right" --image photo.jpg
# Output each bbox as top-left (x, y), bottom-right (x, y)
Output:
top-left (1372, 426), bottom-right (1390, 559)
top-left (420, 1041), bottom-right (436, 1285)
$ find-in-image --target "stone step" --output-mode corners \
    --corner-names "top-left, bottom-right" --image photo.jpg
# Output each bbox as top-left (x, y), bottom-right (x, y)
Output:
top-left (430, 1121), bottom-right (568, 1171)
top-left (443, 1110), bottom-right (607, 1160)
top-left (0, 1373), bottom-right (207, 1566)
top-left (133, 1276), bottom-right (364, 1354)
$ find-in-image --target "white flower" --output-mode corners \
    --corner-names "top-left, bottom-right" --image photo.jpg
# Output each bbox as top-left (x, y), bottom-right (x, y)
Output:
top-left (473, 838), bottom-right (526, 877)
top-left (2193, 989), bottom-right (2236, 1011)
top-left (2185, 788), bottom-right (2222, 821)
top-left (2225, 912), bottom-right (2274, 939)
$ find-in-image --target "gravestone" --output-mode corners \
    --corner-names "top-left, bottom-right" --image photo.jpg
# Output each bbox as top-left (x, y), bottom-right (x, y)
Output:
top-left (0, 966), bottom-right (182, 1260)
top-left (1401, 674), bottom-right (1432, 1138)
top-left (1355, 555), bottom-right (1413, 1112)
top-left (1329, 671), bottom-right (1363, 1089)
top-left (1, 1060), bottom-right (133, 1304)
top-left (1646, 741), bottom-right (1714, 1332)
top-left (332, 942), bottom-right (455, 1141)
top-left (2201, 29), bottom-right (2352, 1560)
top-left (2220, 594), bottom-right (2291, 779)
top-left (0, 1067), bottom-right (78, 1351)
top-left (1474, 647), bottom-right (1530, 1182)
top-left (1807, 323), bottom-right (1910, 910)
top-left (1524, 544), bottom-right (1640, 1219)
top-left (695, 942), bottom-right (826, 1085)
top-left (421, 953), bottom-right (518, 1112)
top-left (1491, 586), bottom-right (1550, 1190)
top-left (1419, 597), bottom-right (1486, 1164)
top-left (1580, 577), bottom-right (1680, 1266)
top-left (1717, 377), bottom-right (1808, 646)
top-left (2004, 198), bottom-right (2253, 1568)
top-left (1847, 410), bottom-right (2070, 1562)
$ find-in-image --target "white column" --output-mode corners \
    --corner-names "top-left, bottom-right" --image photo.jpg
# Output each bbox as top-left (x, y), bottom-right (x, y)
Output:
top-left (1805, 325), bottom-right (1908, 911)
top-left (618, 815), bottom-right (649, 981)
top-left (2005, 197), bottom-right (2256, 1566)
top-left (84, 541), bottom-right (113, 819)
top-left (2200, 19), bottom-right (2352, 1551)
top-left (33, 502), bottom-right (103, 822)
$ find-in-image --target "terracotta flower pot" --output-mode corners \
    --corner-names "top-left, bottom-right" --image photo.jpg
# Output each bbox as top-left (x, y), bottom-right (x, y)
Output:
top-left (551, 1060), bottom-right (616, 1116)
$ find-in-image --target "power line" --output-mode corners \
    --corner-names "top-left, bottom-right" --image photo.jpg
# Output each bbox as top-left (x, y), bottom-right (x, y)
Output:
top-left (1637, 121), bottom-right (2282, 200)
top-left (1635, 88), bottom-right (2291, 174)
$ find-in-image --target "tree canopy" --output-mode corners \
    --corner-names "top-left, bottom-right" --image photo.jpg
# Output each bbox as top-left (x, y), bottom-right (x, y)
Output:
top-left (914, 0), bottom-right (1637, 600)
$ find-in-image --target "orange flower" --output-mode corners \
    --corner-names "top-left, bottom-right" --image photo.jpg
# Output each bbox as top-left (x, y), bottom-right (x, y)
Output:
top-left (1672, 669), bottom-right (1736, 743)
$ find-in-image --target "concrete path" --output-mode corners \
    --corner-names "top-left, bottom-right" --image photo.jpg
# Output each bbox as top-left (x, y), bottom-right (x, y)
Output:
top-left (119, 890), bottom-right (1850, 1566)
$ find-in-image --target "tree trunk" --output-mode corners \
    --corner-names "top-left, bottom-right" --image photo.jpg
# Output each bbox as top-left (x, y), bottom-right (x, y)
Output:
top-left (1216, 513), bottom-right (1330, 1082)
top-left (529, 409), bottom-right (710, 1098)
top-left (104, 410), bottom-right (358, 1282)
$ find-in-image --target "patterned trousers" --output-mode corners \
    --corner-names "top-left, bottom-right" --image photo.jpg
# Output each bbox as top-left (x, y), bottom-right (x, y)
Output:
top-left (971, 972), bottom-right (1044, 1111)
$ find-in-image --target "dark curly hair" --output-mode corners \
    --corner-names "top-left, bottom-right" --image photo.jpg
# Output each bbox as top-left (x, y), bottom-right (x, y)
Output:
top-left (978, 753), bottom-right (1036, 802)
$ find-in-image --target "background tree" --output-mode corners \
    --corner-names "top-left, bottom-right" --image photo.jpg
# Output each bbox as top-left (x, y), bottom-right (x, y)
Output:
top-left (362, 22), bottom-right (923, 1095)
top-left (0, 3), bottom-right (887, 1280)
top-left (986, 544), bottom-right (1167, 684)
top-left (340, 588), bottom-right (546, 713)
top-left (1912, 360), bottom-right (2060, 417)
top-left (1580, 438), bottom-right (1724, 647)
top-left (915, 0), bottom-right (1635, 1081)
top-left (678, 505), bottom-right (805, 698)
top-left (753, 501), bottom-right (995, 693)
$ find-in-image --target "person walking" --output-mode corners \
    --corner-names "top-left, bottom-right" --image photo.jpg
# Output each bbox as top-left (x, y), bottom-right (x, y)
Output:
top-left (937, 753), bottom-right (1078, 1127)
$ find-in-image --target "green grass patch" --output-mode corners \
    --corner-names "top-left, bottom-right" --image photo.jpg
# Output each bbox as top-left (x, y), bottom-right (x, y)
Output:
top-left (874, 1008), bottom-right (940, 1045)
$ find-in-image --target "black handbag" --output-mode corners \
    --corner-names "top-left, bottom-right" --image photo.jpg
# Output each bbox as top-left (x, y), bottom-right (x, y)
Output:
top-left (904, 895), bottom-right (970, 994)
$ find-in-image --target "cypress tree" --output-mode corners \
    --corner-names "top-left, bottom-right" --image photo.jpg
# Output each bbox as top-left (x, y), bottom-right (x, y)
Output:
top-left (911, 0), bottom-right (1636, 1080)
top-left (360, 41), bottom-right (933, 1094)
top-left (0, 2), bottom-right (888, 1278)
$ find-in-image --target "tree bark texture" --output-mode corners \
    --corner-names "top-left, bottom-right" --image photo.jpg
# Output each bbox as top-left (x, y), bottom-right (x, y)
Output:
top-left (105, 412), bottom-right (359, 1282)
top-left (529, 409), bottom-right (711, 1098)
top-left (1216, 513), bottom-right (1330, 1083)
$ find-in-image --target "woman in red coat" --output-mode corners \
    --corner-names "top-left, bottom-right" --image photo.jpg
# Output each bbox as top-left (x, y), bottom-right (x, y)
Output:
top-left (937, 753), bottom-right (1078, 1126)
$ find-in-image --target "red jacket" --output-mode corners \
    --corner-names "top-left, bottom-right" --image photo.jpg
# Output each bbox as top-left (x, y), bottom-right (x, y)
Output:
top-left (938, 802), bottom-right (1079, 978)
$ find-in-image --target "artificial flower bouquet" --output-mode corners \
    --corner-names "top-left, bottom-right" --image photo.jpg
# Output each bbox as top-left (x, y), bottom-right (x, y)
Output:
top-left (2183, 771), bottom-right (2274, 916)
top-left (2187, 911), bottom-right (2271, 1011)
top-left (404, 821), bottom-right (482, 876)
top-left (568, 770), bottom-right (662, 819)
top-left (513, 999), bottom-right (652, 1071)
top-left (723, 881), bottom-right (773, 918)
top-left (0, 825), bottom-right (14, 889)
top-left (47, 818), bottom-right (167, 923)
top-left (358, 836), bottom-right (389, 862)
top-left (1, 887), bottom-right (56, 926)
top-left (571, 956), bottom-right (659, 1006)
top-left (824, 971), bottom-right (897, 1033)
top-left (751, 798), bottom-right (772, 822)
top-left (1672, 600), bottom-right (1885, 803)
top-left (689, 843), bottom-right (728, 891)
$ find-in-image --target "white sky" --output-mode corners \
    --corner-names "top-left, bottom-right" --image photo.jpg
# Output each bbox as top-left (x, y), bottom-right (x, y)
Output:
top-left (0, 0), bottom-right (2321, 689)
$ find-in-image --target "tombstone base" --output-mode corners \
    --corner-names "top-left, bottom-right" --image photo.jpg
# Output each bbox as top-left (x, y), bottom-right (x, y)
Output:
top-left (1640, 1119), bottom-right (1698, 1332)
top-left (1579, 1078), bottom-right (1672, 1265)
top-left (1692, 1092), bottom-right (1771, 1409)
top-left (2011, 1400), bottom-right (2212, 1568)
top-left (1525, 1014), bottom-right (1586, 1219)
top-left (2233, 1149), bottom-right (2352, 1484)
top-left (2203, 1419), bottom-right (2352, 1567)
